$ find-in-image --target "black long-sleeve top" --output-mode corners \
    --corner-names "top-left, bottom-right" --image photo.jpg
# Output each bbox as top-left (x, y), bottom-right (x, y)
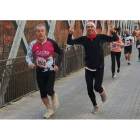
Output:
top-left (67, 33), bottom-right (119, 69)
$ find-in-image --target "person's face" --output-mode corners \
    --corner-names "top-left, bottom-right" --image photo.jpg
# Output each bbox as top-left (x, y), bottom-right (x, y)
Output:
top-left (86, 24), bottom-right (96, 35)
top-left (126, 30), bottom-right (130, 34)
top-left (36, 26), bottom-right (46, 41)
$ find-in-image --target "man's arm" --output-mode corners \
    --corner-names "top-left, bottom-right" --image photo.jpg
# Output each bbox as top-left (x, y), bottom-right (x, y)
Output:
top-left (100, 25), bottom-right (119, 42)
top-left (50, 39), bottom-right (63, 67)
top-left (67, 25), bottom-right (83, 45)
top-left (25, 42), bottom-right (35, 70)
top-left (131, 36), bottom-right (134, 44)
top-left (100, 32), bottom-right (119, 42)
top-left (67, 34), bottom-right (83, 45)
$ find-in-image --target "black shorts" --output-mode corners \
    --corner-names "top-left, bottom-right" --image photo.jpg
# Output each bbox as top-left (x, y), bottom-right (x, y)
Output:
top-left (36, 67), bottom-right (55, 98)
top-left (124, 45), bottom-right (132, 54)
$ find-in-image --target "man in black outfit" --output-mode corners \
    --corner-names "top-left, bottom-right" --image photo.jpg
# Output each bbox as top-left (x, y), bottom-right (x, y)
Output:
top-left (67, 21), bottom-right (118, 114)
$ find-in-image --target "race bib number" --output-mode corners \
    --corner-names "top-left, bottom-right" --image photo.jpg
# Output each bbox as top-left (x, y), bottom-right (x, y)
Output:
top-left (125, 40), bottom-right (131, 46)
top-left (36, 57), bottom-right (47, 68)
top-left (111, 43), bottom-right (117, 49)
top-left (137, 45), bottom-right (140, 48)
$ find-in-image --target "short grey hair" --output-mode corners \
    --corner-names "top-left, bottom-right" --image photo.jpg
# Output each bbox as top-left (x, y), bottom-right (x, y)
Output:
top-left (34, 24), bottom-right (46, 32)
top-left (125, 29), bottom-right (130, 32)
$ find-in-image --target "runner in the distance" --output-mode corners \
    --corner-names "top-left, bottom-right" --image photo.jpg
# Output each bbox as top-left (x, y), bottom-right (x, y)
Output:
top-left (123, 29), bottom-right (134, 65)
top-left (108, 27), bottom-right (123, 78)
top-left (67, 21), bottom-right (119, 114)
top-left (26, 24), bottom-right (63, 118)
top-left (134, 28), bottom-right (140, 41)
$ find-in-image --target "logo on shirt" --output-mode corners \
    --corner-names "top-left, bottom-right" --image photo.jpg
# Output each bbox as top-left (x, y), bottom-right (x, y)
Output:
top-left (36, 51), bottom-right (49, 56)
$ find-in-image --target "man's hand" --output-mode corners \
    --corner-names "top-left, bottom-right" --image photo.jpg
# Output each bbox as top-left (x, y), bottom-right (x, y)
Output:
top-left (69, 25), bottom-right (74, 34)
top-left (112, 42), bottom-right (117, 44)
top-left (108, 22), bottom-right (115, 33)
top-left (110, 25), bottom-right (115, 33)
top-left (29, 63), bottom-right (35, 70)
top-left (53, 65), bottom-right (59, 72)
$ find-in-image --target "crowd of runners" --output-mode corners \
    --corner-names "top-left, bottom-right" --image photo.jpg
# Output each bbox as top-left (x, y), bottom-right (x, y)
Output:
top-left (25, 22), bottom-right (140, 118)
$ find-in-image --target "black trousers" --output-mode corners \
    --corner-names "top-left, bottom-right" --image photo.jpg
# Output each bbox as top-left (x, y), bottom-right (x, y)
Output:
top-left (138, 48), bottom-right (140, 59)
top-left (111, 51), bottom-right (121, 74)
top-left (85, 66), bottom-right (104, 106)
top-left (124, 45), bottom-right (132, 54)
top-left (36, 68), bottom-right (55, 98)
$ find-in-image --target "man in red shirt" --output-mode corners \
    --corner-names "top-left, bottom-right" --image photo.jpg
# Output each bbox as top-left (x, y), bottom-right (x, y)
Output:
top-left (26, 24), bottom-right (63, 118)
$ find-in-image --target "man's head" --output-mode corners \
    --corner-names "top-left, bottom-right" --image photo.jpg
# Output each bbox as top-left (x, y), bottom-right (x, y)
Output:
top-left (125, 29), bottom-right (130, 34)
top-left (34, 24), bottom-right (46, 42)
top-left (86, 21), bottom-right (96, 35)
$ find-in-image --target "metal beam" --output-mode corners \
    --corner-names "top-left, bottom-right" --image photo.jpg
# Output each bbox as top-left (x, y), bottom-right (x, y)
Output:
top-left (44, 20), bottom-right (50, 32)
top-left (117, 20), bottom-right (119, 28)
top-left (0, 20), bottom-right (26, 106)
top-left (94, 20), bottom-right (97, 27)
top-left (47, 20), bottom-right (56, 40)
top-left (107, 20), bottom-right (111, 35)
top-left (12, 20), bottom-right (28, 54)
top-left (101, 21), bottom-right (105, 34)
top-left (82, 20), bottom-right (88, 36)
top-left (7, 21), bottom-right (26, 62)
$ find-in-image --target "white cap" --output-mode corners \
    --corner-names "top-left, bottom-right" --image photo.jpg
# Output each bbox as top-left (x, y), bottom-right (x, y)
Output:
top-left (86, 21), bottom-right (96, 28)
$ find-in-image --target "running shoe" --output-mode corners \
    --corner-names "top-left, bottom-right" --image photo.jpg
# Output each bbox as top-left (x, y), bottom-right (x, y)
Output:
top-left (127, 62), bottom-right (131, 65)
top-left (112, 74), bottom-right (116, 78)
top-left (92, 106), bottom-right (99, 114)
top-left (43, 109), bottom-right (54, 118)
top-left (117, 69), bottom-right (120, 73)
top-left (100, 86), bottom-right (107, 102)
top-left (51, 93), bottom-right (59, 110)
